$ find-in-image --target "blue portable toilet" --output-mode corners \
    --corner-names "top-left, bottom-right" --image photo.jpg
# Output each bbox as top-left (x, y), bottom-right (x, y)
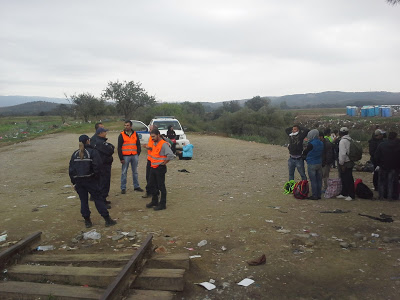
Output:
top-left (382, 106), bottom-right (392, 117)
top-left (346, 106), bottom-right (351, 116)
top-left (367, 106), bottom-right (375, 117)
top-left (374, 106), bottom-right (380, 116)
top-left (361, 106), bottom-right (368, 117)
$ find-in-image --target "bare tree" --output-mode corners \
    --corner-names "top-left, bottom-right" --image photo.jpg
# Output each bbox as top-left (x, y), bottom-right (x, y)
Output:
top-left (387, 0), bottom-right (400, 5)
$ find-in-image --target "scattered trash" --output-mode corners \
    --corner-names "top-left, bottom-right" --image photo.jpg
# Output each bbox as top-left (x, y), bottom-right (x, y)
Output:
top-left (111, 234), bottom-right (124, 241)
top-left (237, 278), bottom-right (255, 287)
top-left (37, 245), bottom-right (55, 251)
top-left (276, 229), bottom-right (291, 234)
top-left (190, 255), bottom-right (201, 259)
top-left (64, 185), bottom-right (72, 188)
top-left (247, 254), bottom-right (266, 266)
top-left (209, 279), bottom-right (216, 284)
top-left (184, 247), bottom-right (194, 251)
top-left (222, 282), bottom-right (230, 289)
top-left (197, 240), bottom-right (207, 247)
top-left (178, 169), bottom-right (190, 173)
top-left (67, 196), bottom-right (76, 199)
top-left (359, 269), bottom-right (365, 273)
top-left (196, 282), bottom-right (216, 290)
top-left (155, 246), bottom-right (167, 253)
top-left (371, 233), bottom-right (380, 238)
top-left (37, 205), bottom-right (48, 208)
top-left (221, 246), bottom-right (227, 251)
top-left (265, 219), bottom-right (274, 223)
top-left (31, 208), bottom-right (39, 212)
top-left (359, 213), bottom-right (393, 223)
top-left (83, 229), bottom-right (101, 240)
top-left (250, 229), bottom-right (257, 233)
top-left (320, 209), bottom-right (351, 214)
top-left (383, 236), bottom-right (400, 243)
top-left (0, 234), bottom-right (7, 242)
top-left (293, 249), bottom-right (304, 254)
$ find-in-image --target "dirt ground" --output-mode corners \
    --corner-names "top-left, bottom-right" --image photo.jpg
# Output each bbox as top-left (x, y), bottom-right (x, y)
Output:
top-left (0, 131), bottom-right (399, 300)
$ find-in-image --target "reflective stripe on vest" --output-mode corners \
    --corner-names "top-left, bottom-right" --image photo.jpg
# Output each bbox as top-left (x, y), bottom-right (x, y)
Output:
top-left (147, 138), bottom-right (154, 161)
top-left (121, 131), bottom-right (138, 156)
top-left (150, 139), bottom-right (167, 168)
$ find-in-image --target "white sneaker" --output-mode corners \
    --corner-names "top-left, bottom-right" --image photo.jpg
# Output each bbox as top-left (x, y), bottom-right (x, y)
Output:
top-left (336, 194), bottom-right (346, 199)
top-left (344, 196), bottom-right (354, 201)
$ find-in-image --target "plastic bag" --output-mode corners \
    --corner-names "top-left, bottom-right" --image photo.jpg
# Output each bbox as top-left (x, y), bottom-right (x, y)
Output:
top-left (83, 229), bottom-right (101, 240)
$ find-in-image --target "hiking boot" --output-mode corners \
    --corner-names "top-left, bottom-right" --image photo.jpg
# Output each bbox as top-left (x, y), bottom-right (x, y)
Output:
top-left (134, 187), bottom-right (144, 192)
top-left (146, 202), bottom-right (158, 208)
top-left (104, 216), bottom-right (117, 227)
top-left (142, 193), bottom-right (150, 198)
top-left (308, 196), bottom-right (319, 200)
top-left (154, 205), bottom-right (166, 211)
top-left (106, 204), bottom-right (112, 209)
top-left (105, 200), bottom-right (112, 204)
top-left (84, 218), bottom-right (92, 228)
top-left (121, 189), bottom-right (126, 194)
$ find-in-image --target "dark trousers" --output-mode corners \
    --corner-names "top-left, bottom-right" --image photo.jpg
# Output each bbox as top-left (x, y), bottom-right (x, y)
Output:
top-left (339, 166), bottom-right (355, 199)
top-left (100, 164), bottom-right (112, 200)
top-left (75, 177), bottom-right (109, 218)
top-left (373, 162), bottom-right (379, 190)
top-left (149, 165), bottom-right (167, 207)
top-left (378, 169), bottom-right (399, 200)
top-left (145, 159), bottom-right (151, 194)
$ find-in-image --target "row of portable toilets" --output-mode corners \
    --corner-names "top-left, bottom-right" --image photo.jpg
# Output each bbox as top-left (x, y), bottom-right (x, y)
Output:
top-left (346, 105), bottom-right (393, 117)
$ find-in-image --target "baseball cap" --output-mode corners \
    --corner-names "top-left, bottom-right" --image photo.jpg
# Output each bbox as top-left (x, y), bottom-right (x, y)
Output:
top-left (96, 127), bottom-right (108, 134)
top-left (339, 127), bottom-right (349, 133)
top-left (78, 135), bottom-right (90, 144)
top-left (374, 129), bottom-right (383, 136)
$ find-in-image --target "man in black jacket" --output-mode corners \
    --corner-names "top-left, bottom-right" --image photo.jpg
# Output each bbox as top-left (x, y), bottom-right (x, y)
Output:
top-left (285, 125), bottom-right (309, 181)
top-left (91, 127), bottom-right (115, 208)
top-left (368, 129), bottom-right (385, 190)
top-left (375, 132), bottom-right (400, 200)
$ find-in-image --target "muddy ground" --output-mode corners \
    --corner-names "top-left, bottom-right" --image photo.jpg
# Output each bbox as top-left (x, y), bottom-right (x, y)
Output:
top-left (0, 132), bottom-right (399, 300)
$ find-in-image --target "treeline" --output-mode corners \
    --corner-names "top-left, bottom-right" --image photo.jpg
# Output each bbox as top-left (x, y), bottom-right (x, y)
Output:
top-left (45, 81), bottom-right (295, 145)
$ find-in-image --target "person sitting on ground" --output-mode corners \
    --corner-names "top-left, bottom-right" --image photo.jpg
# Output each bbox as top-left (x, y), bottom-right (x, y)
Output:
top-left (176, 142), bottom-right (194, 160)
top-left (302, 129), bottom-right (323, 200)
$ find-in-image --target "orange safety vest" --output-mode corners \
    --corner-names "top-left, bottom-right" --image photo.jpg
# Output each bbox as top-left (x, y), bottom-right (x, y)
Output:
top-left (121, 131), bottom-right (138, 156)
top-left (149, 139), bottom-right (167, 168)
top-left (147, 138), bottom-right (154, 161)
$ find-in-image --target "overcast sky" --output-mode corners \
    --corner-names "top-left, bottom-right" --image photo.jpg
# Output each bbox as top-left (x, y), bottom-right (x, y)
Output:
top-left (0, 0), bottom-right (399, 102)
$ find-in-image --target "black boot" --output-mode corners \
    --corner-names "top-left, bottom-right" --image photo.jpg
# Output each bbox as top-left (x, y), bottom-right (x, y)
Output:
top-left (84, 217), bottom-right (93, 228)
top-left (104, 216), bottom-right (117, 227)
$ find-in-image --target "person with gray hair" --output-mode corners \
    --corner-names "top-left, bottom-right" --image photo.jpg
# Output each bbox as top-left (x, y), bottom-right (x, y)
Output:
top-left (336, 127), bottom-right (355, 201)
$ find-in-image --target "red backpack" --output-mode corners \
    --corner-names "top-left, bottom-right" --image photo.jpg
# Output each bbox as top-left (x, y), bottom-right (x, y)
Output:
top-left (293, 180), bottom-right (309, 199)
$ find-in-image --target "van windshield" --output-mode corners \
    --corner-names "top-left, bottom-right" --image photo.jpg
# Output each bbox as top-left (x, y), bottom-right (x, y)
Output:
top-left (153, 120), bottom-right (182, 131)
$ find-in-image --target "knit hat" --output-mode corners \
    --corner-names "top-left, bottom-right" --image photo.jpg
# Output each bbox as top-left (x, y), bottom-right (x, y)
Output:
top-left (340, 127), bottom-right (349, 133)
top-left (79, 135), bottom-right (90, 144)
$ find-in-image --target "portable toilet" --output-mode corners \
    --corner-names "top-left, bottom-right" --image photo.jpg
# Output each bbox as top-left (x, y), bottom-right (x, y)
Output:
top-left (382, 106), bottom-right (392, 117)
top-left (367, 106), bottom-right (375, 117)
top-left (361, 106), bottom-right (368, 117)
top-left (350, 106), bottom-right (357, 116)
top-left (346, 106), bottom-right (351, 116)
top-left (374, 106), bottom-right (380, 116)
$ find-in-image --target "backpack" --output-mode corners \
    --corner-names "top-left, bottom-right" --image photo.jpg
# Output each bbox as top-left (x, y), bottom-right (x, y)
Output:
top-left (283, 180), bottom-right (296, 194)
top-left (344, 137), bottom-right (363, 162)
top-left (355, 181), bottom-right (373, 199)
top-left (293, 180), bottom-right (309, 199)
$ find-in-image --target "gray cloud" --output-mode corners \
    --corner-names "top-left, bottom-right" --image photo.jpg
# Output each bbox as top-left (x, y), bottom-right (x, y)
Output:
top-left (0, 0), bottom-right (399, 102)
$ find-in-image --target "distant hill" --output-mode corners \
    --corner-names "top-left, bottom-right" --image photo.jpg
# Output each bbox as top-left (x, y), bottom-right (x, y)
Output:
top-left (0, 96), bottom-right (67, 107)
top-left (0, 101), bottom-right (66, 115)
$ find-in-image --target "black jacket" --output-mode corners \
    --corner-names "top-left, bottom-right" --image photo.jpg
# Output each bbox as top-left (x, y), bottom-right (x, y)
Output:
top-left (375, 139), bottom-right (400, 170)
top-left (368, 137), bottom-right (384, 164)
top-left (322, 137), bottom-right (334, 166)
top-left (285, 126), bottom-right (309, 156)
top-left (69, 145), bottom-right (102, 184)
top-left (93, 136), bottom-right (114, 165)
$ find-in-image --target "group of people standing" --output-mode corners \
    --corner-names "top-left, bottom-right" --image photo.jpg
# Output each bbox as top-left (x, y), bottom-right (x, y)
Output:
top-left (286, 124), bottom-right (400, 201)
top-left (69, 120), bottom-right (184, 228)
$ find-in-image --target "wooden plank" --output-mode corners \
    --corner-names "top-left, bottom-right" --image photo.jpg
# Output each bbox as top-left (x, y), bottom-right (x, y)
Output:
top-left (127, 289), bottom-right (174, 300)
top-left (147, 253), bottom-right (190, 270)
top-left (100, 234), bottom-right (153, 300)
top-left (7, 265), bottom-right (121, 288)
top-left (0, 281), bottom-right (103, 300)
top-left (0, 231), bottom-right (41, 268)
top-left (133, 268), bottom-right (185, 291)
top-left (22, 253), bottom-right (131, 266)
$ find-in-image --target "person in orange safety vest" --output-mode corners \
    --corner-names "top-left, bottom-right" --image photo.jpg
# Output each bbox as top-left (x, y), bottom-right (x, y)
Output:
top-left (145, 128), bottom-right (175, 211)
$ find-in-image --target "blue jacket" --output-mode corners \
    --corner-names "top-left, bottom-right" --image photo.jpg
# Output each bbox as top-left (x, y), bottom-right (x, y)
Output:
top-left (182, 144), bottom-right (194, 158)
top-left (306, 139), bottom-right (323, 165)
